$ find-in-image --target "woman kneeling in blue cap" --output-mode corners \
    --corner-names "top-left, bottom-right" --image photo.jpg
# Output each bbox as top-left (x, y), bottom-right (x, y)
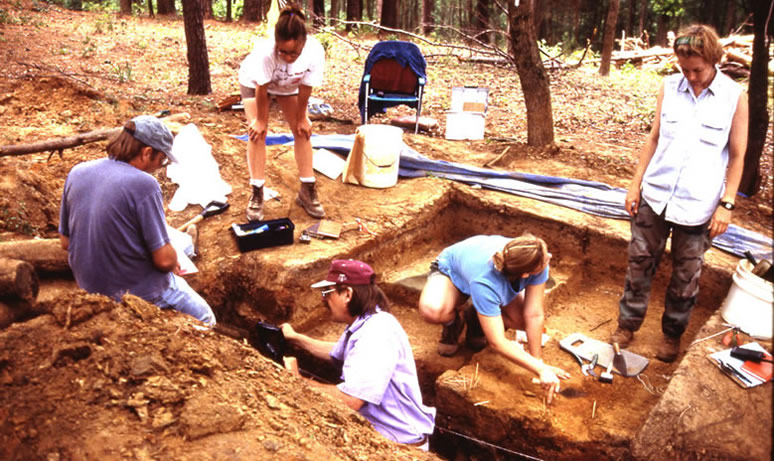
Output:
top-left (281, 259), bottom-right (435, 450)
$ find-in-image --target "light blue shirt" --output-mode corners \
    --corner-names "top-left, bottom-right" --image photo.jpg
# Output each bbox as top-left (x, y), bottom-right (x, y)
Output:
top-left (437, 235), bottom-right (549, 317)
top-left (330, 308), bottom-right (436, 444)
top-left (642, 69), bottom-right (743, 225)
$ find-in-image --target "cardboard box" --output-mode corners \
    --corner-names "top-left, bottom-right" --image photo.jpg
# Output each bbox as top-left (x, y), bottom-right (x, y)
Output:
top-left (232, 218), bottom-right (294, 252)
top-left (446, 86), bottom-right (489, 140)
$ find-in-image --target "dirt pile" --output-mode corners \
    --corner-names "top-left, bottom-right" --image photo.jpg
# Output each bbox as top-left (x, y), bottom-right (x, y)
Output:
top-left (0, 290), bottom-right (436, 460)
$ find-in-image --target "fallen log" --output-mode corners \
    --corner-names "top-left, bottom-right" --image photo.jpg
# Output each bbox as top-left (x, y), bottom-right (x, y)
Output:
top-left (0, 239), bottom-right (69, 273)
top-left (0, 113), bottom-right (191, 159)
top-left (0, 127), bottom-right (121, 158)
top-left (0, 258), bottom-right (39, 302)
top-left (0, 299), bottom-right (39, 329)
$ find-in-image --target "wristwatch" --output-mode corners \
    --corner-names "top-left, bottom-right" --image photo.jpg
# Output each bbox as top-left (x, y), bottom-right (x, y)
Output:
top-left (718, 201), bottom-right (735, 210)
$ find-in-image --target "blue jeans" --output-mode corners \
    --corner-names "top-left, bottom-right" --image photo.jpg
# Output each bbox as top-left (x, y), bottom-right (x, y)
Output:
top-left (150, 275), bottom-right (216, 326)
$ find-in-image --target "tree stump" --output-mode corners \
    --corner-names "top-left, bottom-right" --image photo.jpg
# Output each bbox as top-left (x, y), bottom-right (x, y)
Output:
top-left (0, 258), bottom-right (39, 302)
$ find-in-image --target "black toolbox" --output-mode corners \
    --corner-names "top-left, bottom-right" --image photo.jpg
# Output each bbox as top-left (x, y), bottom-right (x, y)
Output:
top-left (231, 218), bottom-right (294, 252)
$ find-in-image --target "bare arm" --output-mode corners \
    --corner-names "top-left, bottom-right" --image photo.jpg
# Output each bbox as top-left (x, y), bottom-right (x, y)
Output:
top-left (245, 85), bottom-right (270, 143)
top-left (522, 282), bottom-right (546, 359)
top-left (151, 243), bottom-right (178, 273)
top-left (59, 233), bottom-right (69, 251)
top-left (709, 91), bottom-right (748, 238)
top-left (295, 85), bottom-right (313, 140)
top-left (479, 314), bottom-right (569, 404)
top-left (626, 82), bottom-right (665, 217)
top-left (281, 323), bottom-right (336, 363)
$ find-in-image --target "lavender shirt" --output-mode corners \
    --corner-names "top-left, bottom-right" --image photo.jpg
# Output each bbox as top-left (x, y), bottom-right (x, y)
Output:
top-left (330, 308), bottom-right (436, 444)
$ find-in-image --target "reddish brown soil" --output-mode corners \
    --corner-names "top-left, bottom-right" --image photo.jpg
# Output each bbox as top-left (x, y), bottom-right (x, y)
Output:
top-left (1, 3), bottom-right (772, 460)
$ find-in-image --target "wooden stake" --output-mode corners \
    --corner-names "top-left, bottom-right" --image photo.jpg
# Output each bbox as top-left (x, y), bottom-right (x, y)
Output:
top-left (592, 400), bottom-right (597, 419)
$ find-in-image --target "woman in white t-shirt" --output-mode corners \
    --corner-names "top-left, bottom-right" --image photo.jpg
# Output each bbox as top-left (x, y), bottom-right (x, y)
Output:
top-left (238, 4), bottom-right (326, 221)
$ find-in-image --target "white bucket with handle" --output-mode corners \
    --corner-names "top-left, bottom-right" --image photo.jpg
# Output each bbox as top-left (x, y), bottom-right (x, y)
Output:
top-left (343, 124), bottom-right (402, 188)
top-left (720, 259), bottom-right (773, 339)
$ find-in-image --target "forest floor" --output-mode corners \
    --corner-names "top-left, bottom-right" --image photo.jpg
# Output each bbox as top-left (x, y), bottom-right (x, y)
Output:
top-left (0, 2), bottom-right (772, 460)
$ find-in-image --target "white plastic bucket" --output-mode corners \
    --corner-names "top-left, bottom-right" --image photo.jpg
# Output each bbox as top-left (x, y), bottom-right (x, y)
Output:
top-left (346, 124), bottom-right (402, 189)
top-left (720, 259), bottom-right (773, 339)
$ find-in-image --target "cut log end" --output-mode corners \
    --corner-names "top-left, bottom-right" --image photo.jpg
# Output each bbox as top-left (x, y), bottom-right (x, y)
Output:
top-left (0, 258), bottom-right (39, 302)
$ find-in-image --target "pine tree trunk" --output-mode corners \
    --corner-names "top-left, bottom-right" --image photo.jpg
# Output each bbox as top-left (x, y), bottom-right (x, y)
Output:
top-left (182, 0), bottom-right (212, 95)
top-left (739, 0), bottom-right (770, 197)
top-left (599, 0), bottom-right (620, 76)
top-left (508, 0), bottom-right (554, 147)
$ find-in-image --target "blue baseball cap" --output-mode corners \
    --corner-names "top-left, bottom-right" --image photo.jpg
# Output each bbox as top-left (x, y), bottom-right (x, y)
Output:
top-left (131, 115), bottom-right (177, 163)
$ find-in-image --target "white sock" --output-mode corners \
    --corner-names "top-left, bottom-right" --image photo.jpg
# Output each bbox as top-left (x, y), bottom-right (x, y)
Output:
top-left (299, 177), bottom-right (316, 184)
top-left (250, 179), bottom-right (265, 188)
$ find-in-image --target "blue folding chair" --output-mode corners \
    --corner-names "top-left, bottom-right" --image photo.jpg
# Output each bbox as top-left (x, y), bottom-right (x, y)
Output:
top-left (357, 41), bottom-right (427, 133)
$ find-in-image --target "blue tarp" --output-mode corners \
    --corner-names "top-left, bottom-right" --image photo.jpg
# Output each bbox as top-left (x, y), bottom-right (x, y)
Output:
top-left (235, 133), bottom-right (772, 262)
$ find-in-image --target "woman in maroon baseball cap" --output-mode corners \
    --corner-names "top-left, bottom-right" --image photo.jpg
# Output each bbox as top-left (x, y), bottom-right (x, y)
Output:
top-left (281, 259), bottom-right (436, 449)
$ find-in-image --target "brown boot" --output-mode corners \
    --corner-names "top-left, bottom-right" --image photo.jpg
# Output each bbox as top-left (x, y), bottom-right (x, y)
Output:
top-left (656, 335), bottom-right (681, 362)
top-left (464, 307), bottom-right (488, 352)
top-left (610, 326), bottom-right (634, 348)
top-left (246, 185), bottom-right (264, 221)
top-left (437, 311), bottom-right (465, 357)
top-left (295, 181), bottom-right (325, 218)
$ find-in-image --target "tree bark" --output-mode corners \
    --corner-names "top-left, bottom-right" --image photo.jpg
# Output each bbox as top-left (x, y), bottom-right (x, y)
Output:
top-left (380, 0), bottom-right (398, 28)
top-left (182, 0), bottom-right (212, 95)
top-left (599, 0), bottom-right (620, 76)
top-left (243, 0), bottom-right (262, 22)
top-left (0, 239), bottom-right (70, 274)
top-left (422, 0), bottom-right (434, 34)
top-left (148, 0), bottom-right (155, 18)
top-left (508, 0), bottom-right (554, 146)
top-left (0, 258), bottom-right (38, 303)
top-left (346, 0), bottom-right (363, 31)
top-left (474, 0), bottom-right (491, 44)
top-left (157, 0), bottom-right (176, 15)
top-left (119, 0), bottom-right (132, 15)
top-left (0, 128), bottom-right (121, 158)
top-left (739, 0), bottom-right (771, 197)
top-left (312, 0), bottom-right (325, 27)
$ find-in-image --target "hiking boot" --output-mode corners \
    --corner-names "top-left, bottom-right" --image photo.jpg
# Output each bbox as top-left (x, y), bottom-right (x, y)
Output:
top-left (184, 223), bottom-right (199, 258)
top-left (295, 182), bottom-right (325, 218)
top-left (464, 307), bottom-right (488, 352)
top-left (246, 185), bottom-right (264, 221)
top-left (610, 326), bottom-right (634, 348)
top-left (437, 311), bottom-right (464, 357)
top-left (656, 335), bottom-right (681, 363)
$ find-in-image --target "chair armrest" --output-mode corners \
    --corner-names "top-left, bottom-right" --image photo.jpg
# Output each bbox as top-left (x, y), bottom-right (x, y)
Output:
top-left (418, 77), bottom-right (426, 86)
top-left (364, 74), bottom-right (371, 83)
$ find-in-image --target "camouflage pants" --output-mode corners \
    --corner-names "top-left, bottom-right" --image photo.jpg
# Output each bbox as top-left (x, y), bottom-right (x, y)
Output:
top-left (618, 200), bottom-right (712, 338)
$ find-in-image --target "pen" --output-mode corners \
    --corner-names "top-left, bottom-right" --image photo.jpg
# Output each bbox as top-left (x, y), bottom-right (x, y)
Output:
top-left (720, 361), bottom-right (752, 384)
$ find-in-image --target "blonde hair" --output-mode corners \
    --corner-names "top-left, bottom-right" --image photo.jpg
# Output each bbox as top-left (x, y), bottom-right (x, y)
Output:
top-left (492, 233), bottom-right (548, 277)
top-left (674, 24), bottom-right (724, 66)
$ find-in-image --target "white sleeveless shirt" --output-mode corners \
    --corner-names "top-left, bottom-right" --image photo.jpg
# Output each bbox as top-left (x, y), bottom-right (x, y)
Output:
top-left (641, 69), bottom-right (743, 226)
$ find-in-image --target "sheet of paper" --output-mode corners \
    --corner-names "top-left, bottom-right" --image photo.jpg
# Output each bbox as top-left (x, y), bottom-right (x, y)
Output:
top-left (709, 342), bottom-right (769, 388)
top-left (313, 148), bottom-right (346, 180)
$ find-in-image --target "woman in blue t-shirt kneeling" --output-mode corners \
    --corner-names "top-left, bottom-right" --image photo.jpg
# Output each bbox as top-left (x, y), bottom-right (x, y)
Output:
top-left (419, 233), bottom-right (569, 403)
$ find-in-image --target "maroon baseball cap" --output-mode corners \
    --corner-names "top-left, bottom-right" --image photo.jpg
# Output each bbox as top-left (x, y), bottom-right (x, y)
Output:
top-left (311, 259), bottom-right (375, 288)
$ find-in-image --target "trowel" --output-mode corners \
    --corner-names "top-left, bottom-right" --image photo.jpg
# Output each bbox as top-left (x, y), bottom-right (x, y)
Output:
top-left (559, 332), bottom-right (649, 377)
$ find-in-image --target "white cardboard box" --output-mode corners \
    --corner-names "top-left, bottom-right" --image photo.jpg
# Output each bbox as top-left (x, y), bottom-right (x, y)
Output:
top-left (445, 87), bottom-right (488, 140)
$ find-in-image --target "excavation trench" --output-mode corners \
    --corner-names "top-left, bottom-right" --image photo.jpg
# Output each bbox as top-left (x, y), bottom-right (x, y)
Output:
top-left (204, 186), bottom-right (743, 460)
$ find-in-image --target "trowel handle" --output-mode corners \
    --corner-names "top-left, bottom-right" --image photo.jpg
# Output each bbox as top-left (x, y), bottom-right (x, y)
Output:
top-left (176, 214), bottom-right (204, 232)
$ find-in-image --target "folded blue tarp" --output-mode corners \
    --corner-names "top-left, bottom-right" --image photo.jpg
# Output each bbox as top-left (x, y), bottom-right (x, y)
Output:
top-left (236, 133), bottom-right (772, 262)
